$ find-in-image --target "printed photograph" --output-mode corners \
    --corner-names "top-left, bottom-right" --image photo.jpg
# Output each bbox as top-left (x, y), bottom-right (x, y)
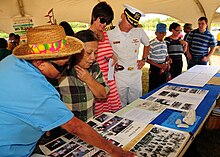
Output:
top-left (167, 92), bottom-right (180, 98)
top-left (97, 116), bottom-right (123, 132)
top-left (45, 138), bottom-right (66, 151)
top-left (181, 103), bottom-right (193, 110)
top-left (111, 119), bottom-right (133, 134)
top-left (130, 125), bottom-right (188, 157)
top-left (155, 98), bottom-right (171, 106)
top-left (164, 85), bottom-right (181, 91)
top-left (171, 101), bottom-right (182, 108)
top-left (49, 141), bottom-right (79, 157)
top-left (178, 87), bottom-right (189, 93)
top-left (159, 91), bottom-right (170, 96)
top-left (189, 88), bottom-right (199, 94)
top-left (95, 114), bottom-right (110, 123)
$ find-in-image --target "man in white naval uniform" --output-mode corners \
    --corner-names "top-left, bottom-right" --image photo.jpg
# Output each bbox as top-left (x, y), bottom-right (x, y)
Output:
top-left (107, 4), bottom-right (150, 107)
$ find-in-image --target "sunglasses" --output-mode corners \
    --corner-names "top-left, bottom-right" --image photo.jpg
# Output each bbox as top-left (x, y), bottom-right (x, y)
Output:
top-left (99, 17), bottom-right (111, 25)
top-left (47, 58), bottom-right (72, 74)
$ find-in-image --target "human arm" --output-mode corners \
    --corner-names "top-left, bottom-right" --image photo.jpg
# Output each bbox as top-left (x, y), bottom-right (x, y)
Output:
top-left (74, 65), bottom-right (107, 99)
top-left (137, 45), bottom-right (150, 69)
top-left (147, 58), bottom-right (168, 71)
top-left (180, 39), bottom-right (188, 53)
top-left (61, 117), bottom-right (136, 157)
top-left (185, 41), bottom-right (192, 60)
top-left (202, 46), bottom-right (216, 62)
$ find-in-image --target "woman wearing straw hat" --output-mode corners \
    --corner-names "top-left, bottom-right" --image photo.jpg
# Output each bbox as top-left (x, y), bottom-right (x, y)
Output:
top-left (0, 25), bottom-right (135, 157)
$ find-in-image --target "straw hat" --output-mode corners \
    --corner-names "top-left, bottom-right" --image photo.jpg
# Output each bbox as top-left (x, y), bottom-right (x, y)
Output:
top-left (13, 25), bottom-right (84, 60)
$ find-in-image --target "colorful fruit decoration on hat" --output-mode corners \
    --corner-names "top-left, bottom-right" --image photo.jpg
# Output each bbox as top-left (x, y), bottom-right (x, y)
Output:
top-left (29, 39), bottom-right (67, 54)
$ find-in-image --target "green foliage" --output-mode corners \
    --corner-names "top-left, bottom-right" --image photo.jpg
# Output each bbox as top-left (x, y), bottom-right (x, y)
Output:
top-left (0, 32), bottom-right (9, 39)
top-left (140, 17), bottom-right (178, 31)
top-left (1, 17), bottom-right (219, 38)
top-left (69, 22), bottom-right (89, 33)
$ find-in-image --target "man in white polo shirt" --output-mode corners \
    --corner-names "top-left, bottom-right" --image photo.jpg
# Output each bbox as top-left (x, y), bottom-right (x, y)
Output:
top-left (107, 4), bottom-right (150, 107)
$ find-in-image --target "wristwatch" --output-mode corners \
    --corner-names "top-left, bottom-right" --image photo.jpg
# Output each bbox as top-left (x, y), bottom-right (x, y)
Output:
top-left (141, 58), bottom-right (147, 62)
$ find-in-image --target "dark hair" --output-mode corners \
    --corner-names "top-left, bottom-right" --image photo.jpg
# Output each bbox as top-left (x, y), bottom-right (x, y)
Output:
top-left (198, 16), bottom-right (208, 24)
top-left (0, 38), bottom-right (8, 48)
top-left (90, 1), bottom-right (114, 25)
top-left (71, 30), bottom-right (98, 66)
top-left (59, 21), bottom-right (74, 36)
top-left (14, 34), bottom-right (20, 40)
top-left (169, 22), bottom-right (181, 31)
top-left (9, 33), bottom-right (15, 38)
top-left (74, 30), bottom-right (98, 42)
top-left (184, 23), bottom-right (192, 30)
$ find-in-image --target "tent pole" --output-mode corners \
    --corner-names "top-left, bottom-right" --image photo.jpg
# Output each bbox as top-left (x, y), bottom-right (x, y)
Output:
top-left (17, 0), bottom-right (25, 17)
top-left (193, 0), bottom-right (206, 17)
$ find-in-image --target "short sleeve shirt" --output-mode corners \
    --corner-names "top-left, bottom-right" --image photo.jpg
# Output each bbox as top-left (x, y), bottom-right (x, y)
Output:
top-left (148, 38), bottom-right (168, 64)
top-left (107, 25), bottom-right (150, 67)
top-left (53, 61), bottom-right (109, 122)
top-left (0, 55), bottom-right (73, 156)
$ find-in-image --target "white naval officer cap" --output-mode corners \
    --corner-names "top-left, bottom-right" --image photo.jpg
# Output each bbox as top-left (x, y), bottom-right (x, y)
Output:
top-left (123, 4), bottom-right (145, 27)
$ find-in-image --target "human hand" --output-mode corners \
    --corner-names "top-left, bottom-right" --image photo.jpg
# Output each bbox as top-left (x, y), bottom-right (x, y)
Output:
top-left (137, 60), bottom-right (145, 70)
top-left (167, 58), bottom-right (172, 64)
top-left (160, 63), bottom-right (167, 71)
top-left (74, 65), bottom-right (92, 83)
top-left (111, 53), bottom-right (118, 66)
top-left (202, 56), bottom-right (209, 62)
top-left (186, 52), bottom-right (192, 60)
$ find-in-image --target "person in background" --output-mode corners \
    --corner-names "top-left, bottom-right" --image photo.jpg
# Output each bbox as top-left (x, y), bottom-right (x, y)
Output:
top-left (9, 34), bottom-right (21, 51)
top-left (164, 22), bottom-right (188, 78)
top-left (186, 16), bottom-right (216, 69)
top-left (107, 4), bottom-right (150, 107)
top-left (59, 21), bottom-right (75, 36)
top-left (147, 23), bottom-right (171, 92)
top-left (7, 33), bottom-right (15, 51)
top-left (183, 23), bottom-right (193, 64)
top-left (54, 30), bottom-right (109, 122)
top-left (89, 1), bottom-right (122, 116)
top-left (216, 29), bottom-right (220, 52)
top-left (183, 23), bottom-right (193, 41)
top-left (14, 34), bottom-right (20, 46)
top-left (0, 25), bottom-right (135, 157)
top-left (0, 38), bottom-right (12, 61)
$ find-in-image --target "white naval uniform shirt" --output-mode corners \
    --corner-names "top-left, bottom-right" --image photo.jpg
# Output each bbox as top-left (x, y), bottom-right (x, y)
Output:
top-left (107, 25), bottom-right (150, 106)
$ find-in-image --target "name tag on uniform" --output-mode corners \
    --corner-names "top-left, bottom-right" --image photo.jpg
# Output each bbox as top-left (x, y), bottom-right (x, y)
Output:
top-left (113, 41), bottom-right (120, 44)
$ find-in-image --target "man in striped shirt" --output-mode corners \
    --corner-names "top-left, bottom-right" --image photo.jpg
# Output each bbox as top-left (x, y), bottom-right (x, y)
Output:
top-left (186, 16), bottom-right (216, 69)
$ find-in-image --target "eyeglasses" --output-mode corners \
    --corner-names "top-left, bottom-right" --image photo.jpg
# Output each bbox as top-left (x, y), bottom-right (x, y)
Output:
top-left (47, 58), bottom-right (72, 74)
top-left (99, 17), bottom-right (111, 25)
top-left (175, 29), bottom-right (182, 32)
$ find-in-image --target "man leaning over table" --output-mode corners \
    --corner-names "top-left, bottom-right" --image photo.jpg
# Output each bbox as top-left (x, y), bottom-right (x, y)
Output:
top-left (0, 24), bottom-right (135, 157)
top-left (107, 4), bottom-right (150, 107)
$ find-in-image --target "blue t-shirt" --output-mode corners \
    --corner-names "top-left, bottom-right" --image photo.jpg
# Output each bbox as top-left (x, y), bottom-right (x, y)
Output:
top-left (0, 55), bottom-right (74, 156)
